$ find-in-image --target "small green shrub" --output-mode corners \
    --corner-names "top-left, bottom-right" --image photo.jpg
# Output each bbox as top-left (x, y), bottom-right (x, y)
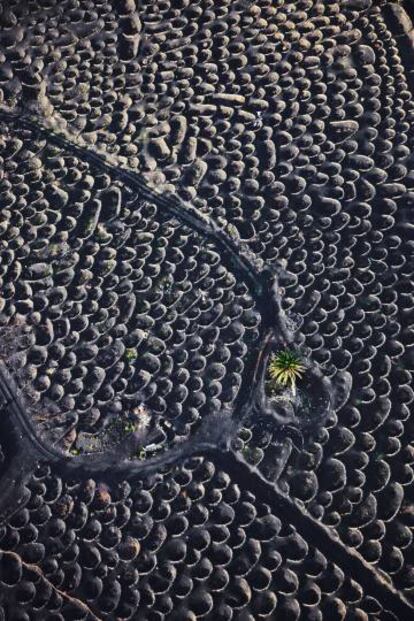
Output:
top-left (124, 422), bottom-right (136, 433)
top-left (125, 348), bottom-right (138, 362)
top-left (135, 447), bottom-right (146, 460)
top-left (267, 349), bottom-right (306, 396)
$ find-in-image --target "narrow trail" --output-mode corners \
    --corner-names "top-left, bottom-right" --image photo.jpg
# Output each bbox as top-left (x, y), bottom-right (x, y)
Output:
top-left (3, 367), bottom-right (410, 619)
top-left (1, 83), bottom-right (412, 618)
top-left (0, 108), bottom-right (291, 337)
top-left (0, 111), bottom-right (296, 514)
top-left (1, 550), bottom-right (102, 621)
top-left (210, 449), bottom-right (414, 620)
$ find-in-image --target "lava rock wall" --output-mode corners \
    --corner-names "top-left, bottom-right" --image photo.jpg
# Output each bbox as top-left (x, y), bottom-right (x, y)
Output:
top-left (1, 0), bottom-right (414, 619)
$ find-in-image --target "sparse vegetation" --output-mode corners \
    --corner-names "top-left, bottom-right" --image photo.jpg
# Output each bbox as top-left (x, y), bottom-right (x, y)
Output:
top-left (135, 447), bottom-right (146, 460)
top-left (241, 445), bottom-right (263, 466)
top-left (124, 421), bottom-right (136, 434)
top-left (125, 347), bottom-right (138, 362)
top-left (267, 349), bottom-right (306, 396)
top-left (226, 223), bottom-right (240, 240)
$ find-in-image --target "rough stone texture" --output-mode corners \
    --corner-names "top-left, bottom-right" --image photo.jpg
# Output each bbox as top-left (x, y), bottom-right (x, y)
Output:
top-left (1, 0), bottom-right (414, 619)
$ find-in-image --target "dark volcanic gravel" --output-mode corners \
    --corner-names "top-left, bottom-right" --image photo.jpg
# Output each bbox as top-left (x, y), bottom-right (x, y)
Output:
top-left (1, 0), bottom-right (414, 619)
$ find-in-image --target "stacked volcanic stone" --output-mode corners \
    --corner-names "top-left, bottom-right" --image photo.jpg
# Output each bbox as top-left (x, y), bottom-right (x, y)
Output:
top-left (0, 457), bottom-right (395, 620)
top-left (1, 0), bottom-right (414, 617)
top-left (0, 120), bottom-right (261, 455)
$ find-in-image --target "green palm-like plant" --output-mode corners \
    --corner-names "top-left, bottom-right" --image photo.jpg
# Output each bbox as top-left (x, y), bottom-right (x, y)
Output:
top-left (267, 350), bottom-right (306, 396)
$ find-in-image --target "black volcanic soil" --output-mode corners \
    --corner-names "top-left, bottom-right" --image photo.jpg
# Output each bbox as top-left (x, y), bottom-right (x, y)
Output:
top-left (1, 0), bottom-right (414, 619)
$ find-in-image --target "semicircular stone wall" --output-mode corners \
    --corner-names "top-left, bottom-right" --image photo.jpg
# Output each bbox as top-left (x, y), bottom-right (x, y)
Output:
top-left (1, 1), bottom-right (414, 619)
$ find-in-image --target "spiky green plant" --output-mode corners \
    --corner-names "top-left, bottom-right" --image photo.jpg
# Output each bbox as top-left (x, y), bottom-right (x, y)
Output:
top-left (267, 350), bottom-right (306, 396)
